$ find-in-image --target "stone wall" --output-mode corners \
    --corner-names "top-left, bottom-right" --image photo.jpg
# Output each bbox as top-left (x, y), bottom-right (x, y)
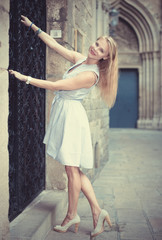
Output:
top-left (0, 1), bottom-right (10, 239)
top-left (140, 0), bottom-right (161, 24)
top-left (46, 0), bottom-right (69, 190)
top-left (45, 0), bottom-right (110, 190)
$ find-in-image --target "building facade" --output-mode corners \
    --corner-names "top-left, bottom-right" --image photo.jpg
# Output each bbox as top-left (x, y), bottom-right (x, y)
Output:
top-left (110, 0), bottom-right (162, 129)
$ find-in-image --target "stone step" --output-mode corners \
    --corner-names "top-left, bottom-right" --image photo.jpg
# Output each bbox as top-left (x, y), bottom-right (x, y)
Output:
top-left (10, 190), bottom-right (67, 240)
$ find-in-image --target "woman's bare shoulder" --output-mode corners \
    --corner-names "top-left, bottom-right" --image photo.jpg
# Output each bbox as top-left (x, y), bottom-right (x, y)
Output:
top-left (74, 52), bottom-right (86, 63)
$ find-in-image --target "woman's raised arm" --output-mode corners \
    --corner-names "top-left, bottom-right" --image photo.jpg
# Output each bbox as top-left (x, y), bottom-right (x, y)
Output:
top-left (21, 15), bottom-right (84, 64)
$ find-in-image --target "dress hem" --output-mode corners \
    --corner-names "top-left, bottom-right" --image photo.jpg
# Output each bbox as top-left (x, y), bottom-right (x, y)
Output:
top-left (46, 152), bottom-right (94, 169)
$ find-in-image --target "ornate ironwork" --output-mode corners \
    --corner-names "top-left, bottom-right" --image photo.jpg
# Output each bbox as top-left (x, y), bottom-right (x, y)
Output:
top-left (8, 0), bottom-right (46, 221)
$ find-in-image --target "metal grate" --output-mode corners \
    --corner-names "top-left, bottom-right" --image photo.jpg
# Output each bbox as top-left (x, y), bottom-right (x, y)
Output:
top-left (8, 0), bottom-right (46, 221)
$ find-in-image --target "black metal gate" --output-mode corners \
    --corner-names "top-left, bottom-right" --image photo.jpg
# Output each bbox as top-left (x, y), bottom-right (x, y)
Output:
top-left (8, 0), bottom-right (46, 221)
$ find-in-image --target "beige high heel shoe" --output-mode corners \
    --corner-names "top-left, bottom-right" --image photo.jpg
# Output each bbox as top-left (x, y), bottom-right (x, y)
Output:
top-left (53, 214), bottom-right (80, 233)
top-left (91, 209), bottom-right (112, 238)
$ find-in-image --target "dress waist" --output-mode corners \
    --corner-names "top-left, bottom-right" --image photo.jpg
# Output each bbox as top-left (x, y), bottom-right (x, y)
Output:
top-left (52, 93), bottom-right (82, 105)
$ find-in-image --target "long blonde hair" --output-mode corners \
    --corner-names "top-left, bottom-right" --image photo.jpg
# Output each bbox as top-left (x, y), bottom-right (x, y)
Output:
top-left (97, 36), bottom-right (118, 109)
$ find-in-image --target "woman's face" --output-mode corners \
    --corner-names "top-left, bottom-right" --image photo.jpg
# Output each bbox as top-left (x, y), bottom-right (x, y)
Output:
top-left (88, 38), bottom-right (109, 62)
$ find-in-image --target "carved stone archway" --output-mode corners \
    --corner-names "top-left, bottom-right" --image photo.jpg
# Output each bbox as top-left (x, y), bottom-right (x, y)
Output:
top-left (110, 0), bottom-right (161, 129)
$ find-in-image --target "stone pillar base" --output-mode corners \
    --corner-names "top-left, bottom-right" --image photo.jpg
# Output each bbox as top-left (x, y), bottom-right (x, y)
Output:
top-left (157, 116), bottom-right (162, 130)
top-left (137, 118), bottom-right (161, 130)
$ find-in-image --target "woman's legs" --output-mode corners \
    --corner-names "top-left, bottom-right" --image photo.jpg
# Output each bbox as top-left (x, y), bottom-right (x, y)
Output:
top-left (62, 166), bottom-right (103, 229)
top-left (79, 170), bottom-right (101, 228)
top-left (61, 166), bottom-right (81, 226)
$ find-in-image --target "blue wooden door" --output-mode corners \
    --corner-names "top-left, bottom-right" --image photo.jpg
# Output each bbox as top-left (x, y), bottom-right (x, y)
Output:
top-left (110, 69), bottom-right (138, 128)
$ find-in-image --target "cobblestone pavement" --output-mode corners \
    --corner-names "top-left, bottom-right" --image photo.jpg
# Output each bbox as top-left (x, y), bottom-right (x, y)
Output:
top-left (45, 129), bottom-right (162, 240)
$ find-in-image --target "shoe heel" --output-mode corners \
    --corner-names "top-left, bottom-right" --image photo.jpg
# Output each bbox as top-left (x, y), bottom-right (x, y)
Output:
top-left (74, 222), bottom-right (79, 233)
top-left (105, 214), bottom-right (112, 227)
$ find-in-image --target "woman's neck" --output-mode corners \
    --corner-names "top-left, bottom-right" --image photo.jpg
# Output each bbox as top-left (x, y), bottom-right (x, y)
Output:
top-left (84, 57), bottom-right (98, 65)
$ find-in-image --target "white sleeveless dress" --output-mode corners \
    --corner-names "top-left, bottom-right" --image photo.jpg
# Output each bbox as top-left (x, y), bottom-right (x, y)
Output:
top-left (43, 58), bottom-right (99, 169)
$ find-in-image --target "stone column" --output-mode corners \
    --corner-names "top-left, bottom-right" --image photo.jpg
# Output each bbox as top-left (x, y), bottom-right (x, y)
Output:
top-left (159, 26), bottom-right (162, 129)
top-left (148, 52), bottom-right (153, 121)
top-left (96, 0), bottom-right (103, 37)
top-left (145, 52), bottom-right (152, 128)
top-left (138, 52), bottom-right (147, 128)
top-left (0, 1), bottom-right (10, 239)
top-left (92, 0), bottom-right (97, 42)
top-left (137, 67), bottom-right (143, 128)
top-left (138, 51), bottom-right (159, 129)
top-left (152, 51), bottom-right (161, 129)
top-left (138, 52), bottom-right (157, 129)
top-left (102, 2), bottom-right (109, 36)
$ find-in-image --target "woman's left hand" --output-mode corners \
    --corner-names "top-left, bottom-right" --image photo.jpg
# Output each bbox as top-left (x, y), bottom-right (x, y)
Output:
top-left (21, 15), bottom-right (32, 27)
top-left (9, 70), bottom-right (27, 82)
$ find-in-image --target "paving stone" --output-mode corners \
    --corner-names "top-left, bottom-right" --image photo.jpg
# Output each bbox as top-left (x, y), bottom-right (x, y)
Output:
top-left (117, 208), bottom-right (147, 223)
top-left (149, 217), bottom-right (162, 234)
top-left (92, 230), bottom-right (118, 240)
top-left (114, 198), bottom-right (142, 209)
top-left (136, 188), bottom-right (161, 199)
top-left (93, 185), bottom-right (113, 195)
top-left (157, 187), bottom-right (162, 195)
top-left (113, 187), bottom-right (137, 199)
top-left (154, 235), bottom-right (162, 240)
top-left (119, 222), bottom-right (153, 240)
top-left (142, 198), bottom-right (162, 212)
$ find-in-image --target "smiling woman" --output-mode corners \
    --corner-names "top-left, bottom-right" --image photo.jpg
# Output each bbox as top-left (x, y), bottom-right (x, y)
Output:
top-left (9, 15), bottom-right (118, 238)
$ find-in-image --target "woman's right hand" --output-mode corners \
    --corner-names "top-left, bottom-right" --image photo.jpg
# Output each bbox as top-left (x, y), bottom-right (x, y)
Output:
top-left (21, 15), bottom-right (32, 27)
top-left (9, 70), bottom-right (27, 82)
